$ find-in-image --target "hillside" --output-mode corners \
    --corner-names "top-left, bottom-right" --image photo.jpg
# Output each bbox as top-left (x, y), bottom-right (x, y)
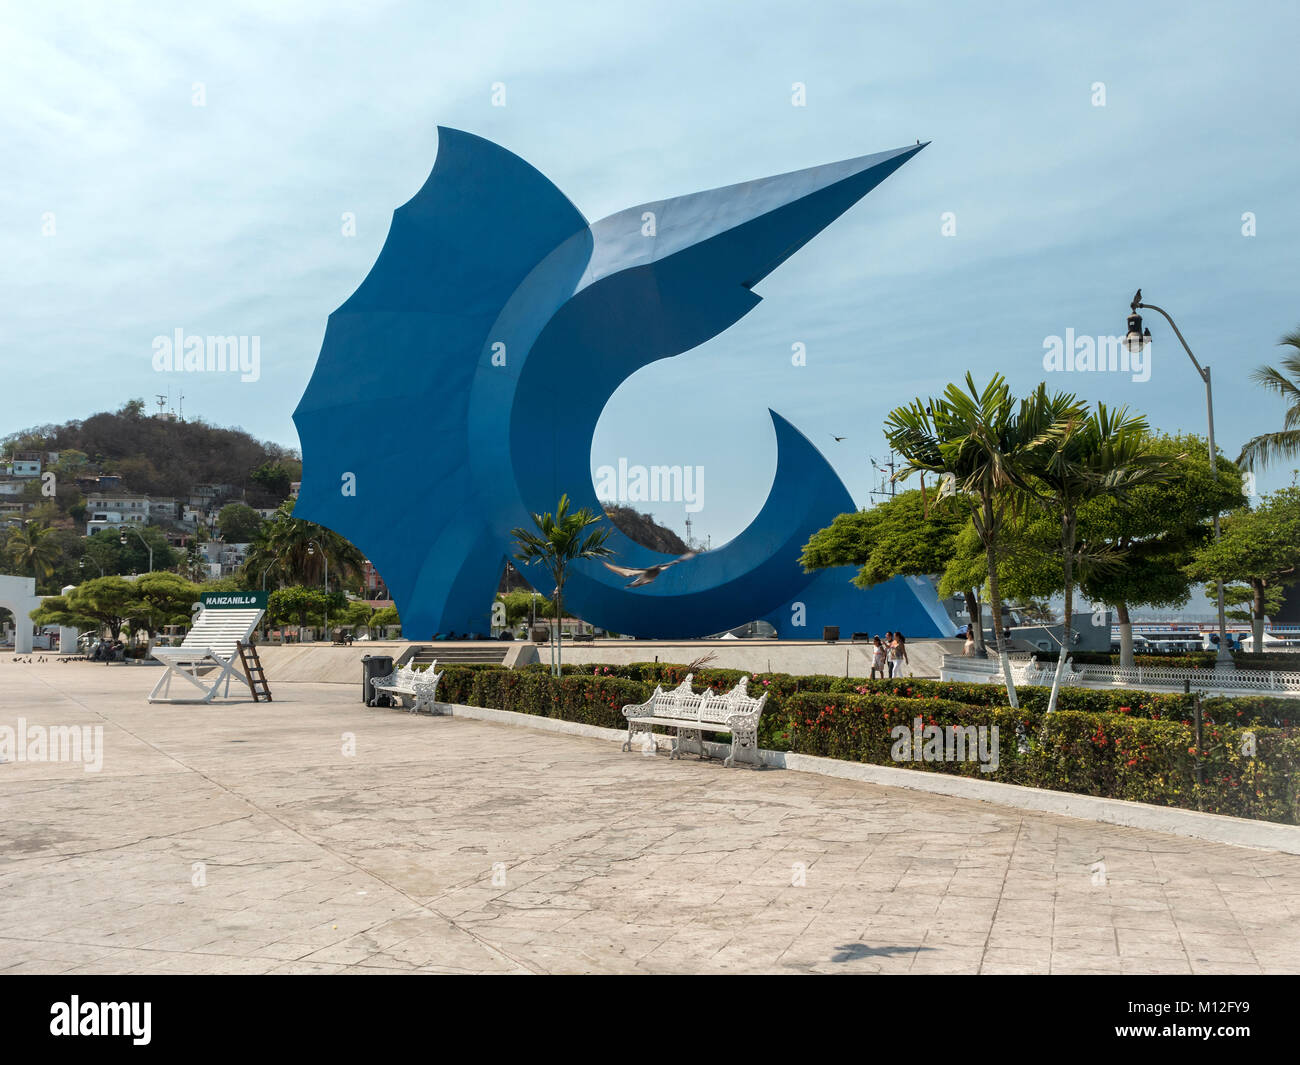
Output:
top-left (4, 400), bottom-right (300, 508)
top-left (603, 505), bottom-right (691, 555)
top-left (4, 403), bottom-right (692, 555)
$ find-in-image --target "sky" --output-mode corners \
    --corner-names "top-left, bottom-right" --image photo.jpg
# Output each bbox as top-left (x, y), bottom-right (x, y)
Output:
top-left (5, 0), bottom-right (1299, 550)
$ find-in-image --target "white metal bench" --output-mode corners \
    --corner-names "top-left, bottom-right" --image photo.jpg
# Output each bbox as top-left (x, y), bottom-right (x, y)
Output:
top-left (148, 605), bottom-right (263, 703)
top-left (1023, 655), bottom-right (1084, 687)
top-left (370, 662), bottom-right (442, 713)
top-left (622, 674), bottom-right (767, 767)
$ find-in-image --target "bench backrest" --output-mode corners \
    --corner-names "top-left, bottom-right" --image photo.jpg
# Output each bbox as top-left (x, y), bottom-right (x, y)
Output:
top-left (181, 607), bottom-right (263, 660)
top-left (655, 676), bottom-right (763, 724)
top-left (654, 674), bottom-right (693, 713)
top-left (381, 664), bottom-right (441, 689)
top-left (699, 676), bottom-right (757, 724)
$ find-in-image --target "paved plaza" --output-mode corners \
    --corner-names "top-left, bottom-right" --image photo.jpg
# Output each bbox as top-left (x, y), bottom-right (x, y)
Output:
top-left (1, 662), bottom-right (1298, 975)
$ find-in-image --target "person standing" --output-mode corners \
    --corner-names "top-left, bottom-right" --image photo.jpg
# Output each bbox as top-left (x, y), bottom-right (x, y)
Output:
top-left (870, 636), bottom-right (887, 679)
top-left (889, 633), bottom-right (909, 677)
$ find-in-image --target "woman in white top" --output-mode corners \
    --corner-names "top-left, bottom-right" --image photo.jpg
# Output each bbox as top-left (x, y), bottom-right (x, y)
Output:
top-left (870, 636), bottom-right (887, 679)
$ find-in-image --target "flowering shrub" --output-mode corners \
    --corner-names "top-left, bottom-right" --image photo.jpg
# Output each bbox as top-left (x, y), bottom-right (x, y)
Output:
top-left (436, 663), bottom-right (1300, 823)
top-left (773, 693), bottom-right (1300, 822)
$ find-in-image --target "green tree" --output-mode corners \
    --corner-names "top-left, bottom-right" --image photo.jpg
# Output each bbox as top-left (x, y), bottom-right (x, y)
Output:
top-left (936, 510), bottom-right (1064, 630)
top-left (249, 462), bottom-right (293, 501)
top-left (268, 585), bottom-right (329, 634)
top-left (1079, 433), bottom-right (1246, 667)
top-left (1026, 405), bottom-right (1172, 711)
top-left (128, 572), bottom-right (201, 646)
top-left (885, 374), bottom-right (1077, 707)
top-left (497, 589), bottom-right (549, 629)
top-left (28, 593), bottom-right (97, 633)
top-left (35, 576), bottom-right (138, 641)
top-left (511, 494), bottom-right (612, 676)
top-left (1237, 328), bottom-right (1300, 472)
top-left (82, 525), bottom-right (178, 576)
top-left (1184, 486), bottom-right (1300, 649)
top-left (1221, 582), bottom-right (1284, 626)
top-left (52, 449), bottom-right (90, 476)
top-left (241, 500), bottom-right (363, 595)
top-left (216, 502), bottom-right (264, 543)
top-left (800, 490), bottom-right (983, 651)
top-left (337, 600), bottom-right (374, 630)
top-left (4, 522), bottom-right (61, 581)
top-left (370, 605), bottom-right (400, 637)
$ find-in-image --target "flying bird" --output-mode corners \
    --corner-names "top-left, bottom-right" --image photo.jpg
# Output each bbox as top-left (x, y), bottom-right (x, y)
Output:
top-left (830, 434), bottom-right (847, 442)
top-left (602, 551), bottom-right (698, 588)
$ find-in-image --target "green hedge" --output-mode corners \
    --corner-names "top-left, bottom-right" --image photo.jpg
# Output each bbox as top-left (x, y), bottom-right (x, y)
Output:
top-left (773, 693), bottom-right (1300, 823)
top-left (422, 662), bottom-right (1300, 824)
top-left (521, 663), bottom-right (1300, 728)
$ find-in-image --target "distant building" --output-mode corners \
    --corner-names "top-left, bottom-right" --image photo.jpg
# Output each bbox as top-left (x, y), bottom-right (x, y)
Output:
top-left (147, 497), bottom-right (177, 520)
top-left (10, 451), bottom-right (43, 477)
top-left (197, 541), bottom-right (250, 578)
top-left (362, 560), bottom-right (388, 598)
top-left (188, 483), bottom-right (238, 509)
top-left (84, 493), bottom-right (178, 534)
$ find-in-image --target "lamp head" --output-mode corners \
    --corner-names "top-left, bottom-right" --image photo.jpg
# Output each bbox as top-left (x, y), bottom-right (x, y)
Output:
top-left (1124, 312), bottom-right (1151, 354)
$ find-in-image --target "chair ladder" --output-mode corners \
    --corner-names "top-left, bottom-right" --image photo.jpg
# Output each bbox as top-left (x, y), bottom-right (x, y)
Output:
top-left (238, 641), bottom-right (272, 702)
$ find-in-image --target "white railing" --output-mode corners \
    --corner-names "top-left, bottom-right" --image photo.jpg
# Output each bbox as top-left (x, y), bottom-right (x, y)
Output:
top-left (940, 654), bottom-right (1300, 694)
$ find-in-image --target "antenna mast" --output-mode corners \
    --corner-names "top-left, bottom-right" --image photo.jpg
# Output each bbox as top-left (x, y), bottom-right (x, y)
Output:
top-left (868, 451), bottom-right (899, 502)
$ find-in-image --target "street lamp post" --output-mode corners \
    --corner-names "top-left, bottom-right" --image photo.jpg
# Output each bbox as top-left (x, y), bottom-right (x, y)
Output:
top-left (260, 550), bottom-right (290, 591)
top-left (1124, 291), bottom-right (1233, 669)
top-left (79, 556), bottom-right (104, 577)
top-left (119, 526), bottom-right (154, 573)
top-left (307, 541), bottom-right (329, 638)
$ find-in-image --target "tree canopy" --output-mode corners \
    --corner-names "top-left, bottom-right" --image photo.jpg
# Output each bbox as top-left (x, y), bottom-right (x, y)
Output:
top-left (800, 489), bottom-right (967, 589)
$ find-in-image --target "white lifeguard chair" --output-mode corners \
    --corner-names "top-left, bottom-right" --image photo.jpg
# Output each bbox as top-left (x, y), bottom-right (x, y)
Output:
top-left (148, 594), bottom-right (268, 704)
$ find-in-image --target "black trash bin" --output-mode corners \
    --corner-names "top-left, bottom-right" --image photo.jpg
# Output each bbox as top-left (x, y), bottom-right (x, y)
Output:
top-left (362, 654), bottom-right (395, 706)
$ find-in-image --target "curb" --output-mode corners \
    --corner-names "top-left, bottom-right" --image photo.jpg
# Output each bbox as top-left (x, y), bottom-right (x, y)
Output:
top-left (425, 700), bottom-right (1300, 855)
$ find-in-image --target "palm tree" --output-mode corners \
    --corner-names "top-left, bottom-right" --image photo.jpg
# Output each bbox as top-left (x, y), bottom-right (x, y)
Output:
top-left (5, 522), bottom-right (61, 583)
top-left (242, 501), bottom-right (363, 594)
top-left (886, 374), bottom-right (1078, 708)
top-left (1237, 329), bottom-right (1300, 471)
top-left (511, 494), bottom-right (613, 677)
top-left (1028, 406), bottom-right (1174, 712)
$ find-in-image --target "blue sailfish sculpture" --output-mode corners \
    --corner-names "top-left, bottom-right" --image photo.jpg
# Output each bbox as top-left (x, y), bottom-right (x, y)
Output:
top-left (293, 128), bottom-right (954, 639)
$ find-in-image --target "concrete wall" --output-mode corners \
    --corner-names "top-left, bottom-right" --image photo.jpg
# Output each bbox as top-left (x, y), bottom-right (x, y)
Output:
top-left (254, 638), bottom-right (963, 685)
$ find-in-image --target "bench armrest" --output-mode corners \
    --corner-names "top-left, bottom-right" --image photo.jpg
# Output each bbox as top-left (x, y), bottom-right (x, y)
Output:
top-left (622, 685), bottom-right (664, 720)
top-left (413, 671), bottom-right (442, 693)
top-left (724, 692), bottom-right (768, 728)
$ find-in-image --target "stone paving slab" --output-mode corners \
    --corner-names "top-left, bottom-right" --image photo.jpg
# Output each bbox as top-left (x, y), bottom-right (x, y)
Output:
top-left (1, 660), bottom-right (1298, 974)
